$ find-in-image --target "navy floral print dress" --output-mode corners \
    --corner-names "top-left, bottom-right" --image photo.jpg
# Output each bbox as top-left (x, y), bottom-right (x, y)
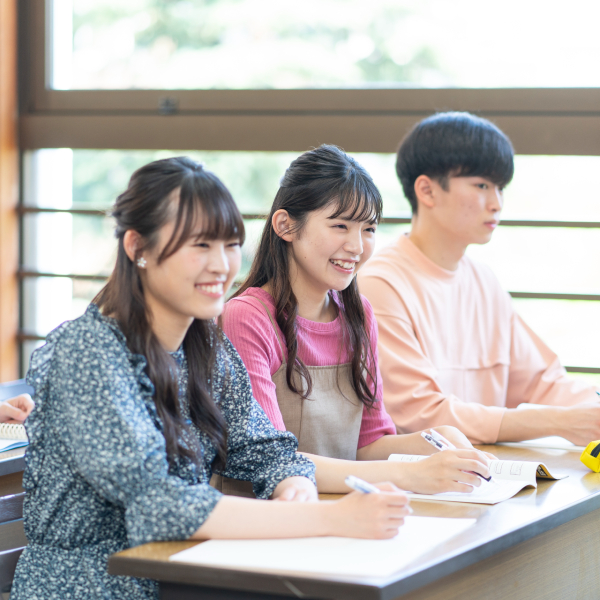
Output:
top-left (11, 304), bottom-right (315, 600)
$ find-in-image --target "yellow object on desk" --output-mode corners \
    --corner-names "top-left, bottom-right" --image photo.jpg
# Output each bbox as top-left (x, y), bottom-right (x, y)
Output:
top-left (580, 440), bottom-right (600, 472)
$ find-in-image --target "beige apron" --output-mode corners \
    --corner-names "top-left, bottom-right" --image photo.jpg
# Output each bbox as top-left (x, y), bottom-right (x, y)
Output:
top-left (211, 298), bottom-right (363, 497)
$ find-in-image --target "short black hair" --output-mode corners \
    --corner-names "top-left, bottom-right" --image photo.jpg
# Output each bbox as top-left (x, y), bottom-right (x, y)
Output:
top-left (396, 112), bottom-right (515, 213)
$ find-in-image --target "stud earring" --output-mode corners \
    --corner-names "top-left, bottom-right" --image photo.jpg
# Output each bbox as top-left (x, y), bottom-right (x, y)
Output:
top-left (137, 257), bottom-right (147, 268)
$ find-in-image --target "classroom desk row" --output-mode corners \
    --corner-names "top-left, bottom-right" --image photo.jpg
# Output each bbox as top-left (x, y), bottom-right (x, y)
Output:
top-left (0, 445), bottom-right (599, 599)
top-left (109, 445), bottom-right (600, 600)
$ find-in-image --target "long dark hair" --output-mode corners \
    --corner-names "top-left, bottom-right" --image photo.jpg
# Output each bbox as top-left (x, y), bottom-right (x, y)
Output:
top-left (95, 156), bottom-right (245, 467)
top-left (235, 145), bottom-right (382, 407)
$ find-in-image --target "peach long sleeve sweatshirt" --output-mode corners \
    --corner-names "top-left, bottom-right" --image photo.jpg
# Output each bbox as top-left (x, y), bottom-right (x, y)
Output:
top-left (357, 234), bottom-right (598, 444)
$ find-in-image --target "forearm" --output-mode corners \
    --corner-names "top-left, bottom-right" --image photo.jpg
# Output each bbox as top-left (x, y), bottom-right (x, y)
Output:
top-left (192, 495), bottom-right (331, 539)
top-left (497, 406), bottom-right (563, 442)
top-left (300, 452), bottom-right (398, 493)
top-left (355, 433), bottom-right (433, 461)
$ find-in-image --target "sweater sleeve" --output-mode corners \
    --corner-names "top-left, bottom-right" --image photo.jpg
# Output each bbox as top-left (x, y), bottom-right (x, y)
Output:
top-left (506, 311), bottom-right (599, 408)
top-left (38, 328), bottom-right (222, 547)
top-left (357, 296), bottom-right (397, 448)
top-left (360, 276), bottom-right (506, 445)
top-left (221, 298), bottom-right (287, 431)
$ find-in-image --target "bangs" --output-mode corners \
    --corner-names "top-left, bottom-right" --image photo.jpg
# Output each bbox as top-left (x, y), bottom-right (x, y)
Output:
top-left (327, 176), bottom-right (383, 224)
top-left (428, 114), bottom-right (515, 189)
top-left (451, 141), bottom-right (515, 189)
top-left (160, 169), bottom-right (245, 260)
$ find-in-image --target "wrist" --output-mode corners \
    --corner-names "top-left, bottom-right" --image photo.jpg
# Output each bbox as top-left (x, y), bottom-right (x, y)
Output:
top-left (316, 500), bottom-right (339, 536)
top-left (545, 406), bottom-right (567, 438)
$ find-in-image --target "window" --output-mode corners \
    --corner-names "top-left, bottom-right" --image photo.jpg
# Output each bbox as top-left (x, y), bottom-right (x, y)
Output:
top-left (55, 0), bottom-right (600, 90)
top-left (16, 0), bottom-right (600, 381)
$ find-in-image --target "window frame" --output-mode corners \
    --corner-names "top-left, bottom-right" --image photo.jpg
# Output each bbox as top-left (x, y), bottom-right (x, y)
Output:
top-left (15, 0), bottom-right (600, 375)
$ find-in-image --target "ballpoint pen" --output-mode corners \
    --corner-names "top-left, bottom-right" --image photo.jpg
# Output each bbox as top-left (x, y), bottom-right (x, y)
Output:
top-left (344, 476), bottom-right (414, 513)
top-left (344, 475), bottom-right (381, 494)
top-left (421, 430), bottom-right (493, 482)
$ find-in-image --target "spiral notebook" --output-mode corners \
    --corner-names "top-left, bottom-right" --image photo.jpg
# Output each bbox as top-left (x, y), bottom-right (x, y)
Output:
top-left (0, 424), bottom-right (28, 453)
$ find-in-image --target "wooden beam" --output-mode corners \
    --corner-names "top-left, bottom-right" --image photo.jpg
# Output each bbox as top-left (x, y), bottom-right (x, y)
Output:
top-left (0, 0), bottom-right (19, 381)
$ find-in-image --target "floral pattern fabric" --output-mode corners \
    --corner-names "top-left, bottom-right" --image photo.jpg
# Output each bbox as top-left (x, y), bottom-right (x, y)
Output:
top-left (11, 304), bottom-right (315, 600)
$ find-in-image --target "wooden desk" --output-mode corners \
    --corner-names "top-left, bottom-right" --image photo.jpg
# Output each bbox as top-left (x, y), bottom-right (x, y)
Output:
top-left (109, 446), bottom-right (600, 600)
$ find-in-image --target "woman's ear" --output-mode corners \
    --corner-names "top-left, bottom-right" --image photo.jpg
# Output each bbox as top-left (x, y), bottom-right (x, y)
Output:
top-left (271, 209), bottom-right (295, 242)
top-left (123, 229), bottom-right (143, 263)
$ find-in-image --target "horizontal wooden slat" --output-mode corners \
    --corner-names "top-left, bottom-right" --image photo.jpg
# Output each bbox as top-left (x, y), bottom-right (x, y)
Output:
top-left (18, 208), bottom-right (600, 230)
top-left (20, 114), bottom-right (600, 155)
top-left (0, 546), bottom-right (24, 592)
top-left (0, 520), bottom-right (27, 554)
top-left (0, 494), bottom-right (24, 524)
top-left (31, 88), bottom-right (600, 115)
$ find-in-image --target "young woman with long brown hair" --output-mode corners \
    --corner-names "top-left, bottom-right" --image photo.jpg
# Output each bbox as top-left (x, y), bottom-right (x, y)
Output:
top-left (223, 145), bottom-right (492, 495)
top-left (11, 157), bottom-right (411, 600)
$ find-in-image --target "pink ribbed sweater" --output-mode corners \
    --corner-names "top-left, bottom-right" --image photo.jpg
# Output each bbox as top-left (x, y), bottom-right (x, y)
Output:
top-left (222, 287), bottom-right (396, 449)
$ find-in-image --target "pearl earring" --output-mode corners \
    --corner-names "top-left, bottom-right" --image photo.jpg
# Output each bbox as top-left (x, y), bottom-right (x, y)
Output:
top-left (137, 257), bottom-right (147, 268)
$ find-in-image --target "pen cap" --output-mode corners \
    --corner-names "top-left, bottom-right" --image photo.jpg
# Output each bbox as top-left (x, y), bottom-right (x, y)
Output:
top-left (580, 441), bottom-right (600, 473)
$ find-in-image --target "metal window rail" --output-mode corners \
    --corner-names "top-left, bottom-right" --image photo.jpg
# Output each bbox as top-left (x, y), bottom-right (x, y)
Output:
top-left (19, 207), bottom-right (600, 372)
top-left (16, 207), bottom-right (600, 229)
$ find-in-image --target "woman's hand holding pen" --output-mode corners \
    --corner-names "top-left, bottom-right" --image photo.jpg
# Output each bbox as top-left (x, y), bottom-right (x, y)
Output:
top-left (325, 482), bottom-right (411, 539)
top-left (400, 450), bottom-right (492, 495)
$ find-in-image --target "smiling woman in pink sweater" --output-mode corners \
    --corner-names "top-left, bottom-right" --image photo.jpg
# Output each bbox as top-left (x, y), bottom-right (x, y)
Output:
top-left (222, 145), bottom-right (491, 495)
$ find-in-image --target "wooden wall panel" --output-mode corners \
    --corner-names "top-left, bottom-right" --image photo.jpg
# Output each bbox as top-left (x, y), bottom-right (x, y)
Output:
top-left (0, 0), bottom-right (19, 381)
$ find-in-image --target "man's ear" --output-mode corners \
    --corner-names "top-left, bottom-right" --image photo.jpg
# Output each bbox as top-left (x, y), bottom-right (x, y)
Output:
top-left (123, 229), bottom-right (143, 263)
top-left (413, 175), bottom-right (437, 210)
top-left (271, 209), bottom-right (295, 242)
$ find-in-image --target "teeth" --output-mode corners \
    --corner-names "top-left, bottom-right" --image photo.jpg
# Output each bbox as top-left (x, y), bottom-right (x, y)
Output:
top-left (198, 283), bottom-right (223, 294)
top-left (330, 259), bottom-right (355, 270)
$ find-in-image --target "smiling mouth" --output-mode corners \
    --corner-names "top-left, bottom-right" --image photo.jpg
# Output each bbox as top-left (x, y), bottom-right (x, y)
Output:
top-left (196, 283), bottom-right (224, 295)
top-left (330, 259), bottom-right (356, 271)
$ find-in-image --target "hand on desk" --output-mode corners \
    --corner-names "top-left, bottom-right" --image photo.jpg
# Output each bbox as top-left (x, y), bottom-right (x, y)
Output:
top-left (0, 394), bottom-right (34, 423)
top-left (271, 476), bottom-right (318, 502)
top-left (326, 482), bottom-right (411, 539)
top-left (556, 402), bottom-right (600, 446)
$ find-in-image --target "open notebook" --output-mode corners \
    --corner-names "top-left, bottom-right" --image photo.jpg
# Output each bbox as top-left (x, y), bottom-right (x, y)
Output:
top-left (0, 424), bottom-right (28, 452)
top-left (169, 516), bottom-right (476, 578)
top-left (388, 454), bottom-right (567, 504)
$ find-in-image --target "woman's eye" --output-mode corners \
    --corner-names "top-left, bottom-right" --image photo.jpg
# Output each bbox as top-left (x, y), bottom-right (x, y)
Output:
top-left (333, 223), bottom-right (348, 230)
top-left (194, 242), bottom-right (210, 248)
top-left (365, 227), bottom-right (377, 234)
top-left (227, 241), bottom-right (241, 248)
top-left (477, 183), bottom-right (488, 189)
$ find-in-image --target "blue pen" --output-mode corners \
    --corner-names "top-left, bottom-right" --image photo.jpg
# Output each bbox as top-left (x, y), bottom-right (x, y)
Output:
top-left (345, 475), bottom-right (381, 494)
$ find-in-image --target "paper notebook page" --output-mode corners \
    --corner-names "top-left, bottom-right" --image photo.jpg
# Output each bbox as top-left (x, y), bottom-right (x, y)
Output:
top-left (489, 460), bottom-right (537, 484)
top-left (170, 516), bottom-right (476, 579)
top-left (0, 424), bottom-right (27, 441)
top-left (408, 479), bottom-right (533, 505)
top-left (388, 454), bottom-right (426, 463)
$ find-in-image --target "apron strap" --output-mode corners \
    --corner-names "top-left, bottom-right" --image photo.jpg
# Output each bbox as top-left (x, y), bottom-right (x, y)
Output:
top-left (254, 298), bottom-right (287, 365)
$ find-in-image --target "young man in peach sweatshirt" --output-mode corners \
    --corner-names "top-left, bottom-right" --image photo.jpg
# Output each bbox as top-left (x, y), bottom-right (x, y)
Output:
top-left (357, 112), bottom-right (600, 445)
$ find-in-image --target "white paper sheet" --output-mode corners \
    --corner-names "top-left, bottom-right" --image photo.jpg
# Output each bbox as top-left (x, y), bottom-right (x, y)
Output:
top-left (170, 516), bottom-right (476, 578)
top-left (407, 479), bottom-right (533, 505)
